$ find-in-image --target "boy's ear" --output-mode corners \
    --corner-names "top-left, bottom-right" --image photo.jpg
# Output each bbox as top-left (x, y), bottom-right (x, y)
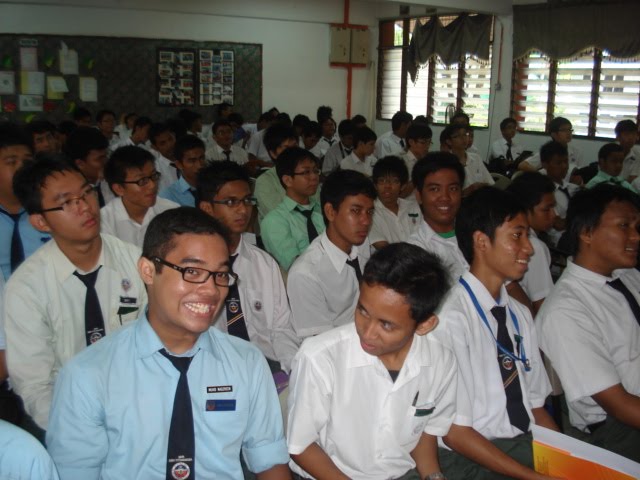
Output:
top-left (138, 256), bottom-right (156, 286)
top-left (415, 314), bottom-right (438, 336)
top-left (282, 174), bottom-right (294, 189)
top-left (111, 183), bottom-right (125, 197)
top-left (199, 200), bottom-right (213, 216)
top-left (579, 226), bottom-right (593, 248)
top-left (323, 202), bottom-right (337, 223)
top-left (29, 213), bottom-right (51, 233)
top-left (473, 230), bottom-right (490, 255)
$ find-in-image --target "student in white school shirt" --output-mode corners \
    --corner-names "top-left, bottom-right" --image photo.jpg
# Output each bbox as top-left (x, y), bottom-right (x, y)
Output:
top-left (287, 170), bottom-right (375, 339)
top-left (408, 153), bottom-right (469, 284)
top-left (615, 119), bottom-right (640, 182)
top-left (537, 185), bottom-right (640, 462)
top-left (370, 156), bottom-right (421, 249)
top-left (288, 243), bottom-right (457, 480)
top-left (5, 156), bottom-right (146, 430)
top-left (401, 122), bottom-right (433, 201)
top-left (340, 126), bottom-right (378, 177)
top-left (95, 109), bottom-right (121, 153)
top-left (374, 110), bottom-right (413, 159)
top-left (489, 118), bottom-right (526, 176)
top-left (205, 119), bottom-right (249, 166)
top-left (148, 122), bottom-right (178, 191)
top-left (433, 187), bottom-right (558, 480)
top-left (101, 146), bottom-right (178, 248)
top-left (196, 161), bottom-right (300, 372)
top-left (112, 116), bottom-right (152, 150)
top-left (322, 119), bottom-right (354, 176)
top-left (316, 116), bottom-right (339, 159)
top-left (506, 173), bottom-right (557, 316)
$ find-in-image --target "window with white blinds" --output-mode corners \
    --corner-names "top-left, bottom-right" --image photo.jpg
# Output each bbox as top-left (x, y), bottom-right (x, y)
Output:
top-left (511, 50), bottom-right (640, 138)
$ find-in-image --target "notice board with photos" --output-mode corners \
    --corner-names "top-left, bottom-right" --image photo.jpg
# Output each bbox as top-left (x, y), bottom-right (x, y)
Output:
top-left (0, 34), bottom-right (262, 124)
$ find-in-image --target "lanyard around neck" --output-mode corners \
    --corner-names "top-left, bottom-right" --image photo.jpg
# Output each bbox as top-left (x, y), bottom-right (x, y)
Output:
top-left (459, 277), bottom-right (531, 372)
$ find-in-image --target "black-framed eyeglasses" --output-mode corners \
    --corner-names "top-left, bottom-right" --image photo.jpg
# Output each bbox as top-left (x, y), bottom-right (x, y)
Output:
top-left (120, 171), bottom-right (162, 187)
top-left (151, 256), bottom-right (238, 286)
top-left (291, 168), bottom-right (321, 178)
top-left (39, 185), bottom-right (99, 214)
top-left (209, 197), bottom-right (257, 208)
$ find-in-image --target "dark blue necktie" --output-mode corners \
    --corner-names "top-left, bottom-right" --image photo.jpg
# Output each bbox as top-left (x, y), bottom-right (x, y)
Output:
top-left (73, 267), bottom-right (106, 345)
top-left (0, 208), bottom-right (25, 273)
top-left (226, 254), bottom-right (250, 341)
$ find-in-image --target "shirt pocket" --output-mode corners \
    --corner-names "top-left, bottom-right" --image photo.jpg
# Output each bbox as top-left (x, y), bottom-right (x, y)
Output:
top-left (399, 402), bottom-right (435, 447)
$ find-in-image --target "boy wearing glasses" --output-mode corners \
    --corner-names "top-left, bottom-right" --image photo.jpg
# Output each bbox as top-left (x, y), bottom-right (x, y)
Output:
top-left (47, 207), bottom-right (291, 479)
top-left (101, 145), bottom-right (179, 247)
top-left (197, 161), bottom-right (300, 374)
top-left (261, 147), bottom-right (325, 271)
top-left (340, 126), bottom-right (377, 177)
top-left (4, 155), bottom-right (145, 430)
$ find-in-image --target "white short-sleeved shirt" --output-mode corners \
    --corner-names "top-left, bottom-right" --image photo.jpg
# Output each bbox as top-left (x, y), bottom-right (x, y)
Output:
top-left (287, 233), bottom-right (371, 339)
top-left (519, 229), bottom-right (553, 303)
top-left (317, 135), bottom-right (340, 158)
top-left (463, 152), bottom-right (495, 188)
top-left (4, 234), bottom-right (146, 428)
top-left (150, 150), bottom-right (179, 191)
top-left (287, 323), bottom-right (458, 480)
top-left (340, 152), bottom-right (377, 177)
top-left (96, 181), bottom-right (115, 207)
top-left (408, 219), bottom-right (469, 285)
top-left (490, 138), bottom-right (524, 161)
top-left (369, 198), bottom-right (421, 246)
top-left (213, 234), bottom-right (300, 372)
top-left (322, 142), bottom-right (352, 175)
top-left (524, 144), bottom-right (585, 181)
top-left (0, 274), bottom-right (5, 351)
top-left (374, 131), bottom-right (405, 159)
top-left (433, 272), bottom-right (552, 440)
top-left (621, 147), bottom-right (640, 181)
top-left (537, 262), bottom-right (640, 431)
top-left (205, 144), bottom-right (249, 165)
top-left (247, 129), bottom-right (271, 163)
top-left (401, 150), bottom-right (419, 178)
top-left (100, 196), bottom-right (179, 248)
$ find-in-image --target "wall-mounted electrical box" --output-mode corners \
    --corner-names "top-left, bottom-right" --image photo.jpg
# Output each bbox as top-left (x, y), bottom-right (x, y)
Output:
top-left (329, 26), bottom-right (369, 65)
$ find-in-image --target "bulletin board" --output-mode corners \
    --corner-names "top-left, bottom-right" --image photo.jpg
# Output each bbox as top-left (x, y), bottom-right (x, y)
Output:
top-left (0, 34), bottom-right (262, 124)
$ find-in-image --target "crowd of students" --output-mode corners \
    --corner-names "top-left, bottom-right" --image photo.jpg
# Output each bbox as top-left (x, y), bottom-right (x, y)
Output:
top-left (0, 102), bottom-right (639, 480)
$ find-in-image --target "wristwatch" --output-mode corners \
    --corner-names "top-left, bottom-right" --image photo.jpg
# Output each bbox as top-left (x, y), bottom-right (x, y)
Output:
top-left (425, 473), bottom-right (447, 480)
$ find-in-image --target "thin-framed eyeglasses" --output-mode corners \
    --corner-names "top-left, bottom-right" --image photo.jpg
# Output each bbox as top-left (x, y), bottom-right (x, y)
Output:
top-left (151, 256), bottom-right (238, 286)
top-left (120, 171), bottom-right (162, 187)
top-left (209, 197), bottom-right (257, 208)
top-left (291, 168), bottom-right (321, 178)
top-left (39, 185), bottom-right (99, 214)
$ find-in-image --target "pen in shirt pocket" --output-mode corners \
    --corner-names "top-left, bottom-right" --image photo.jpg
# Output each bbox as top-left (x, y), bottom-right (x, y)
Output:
top-left (412, 390), bottom-right (419, 406)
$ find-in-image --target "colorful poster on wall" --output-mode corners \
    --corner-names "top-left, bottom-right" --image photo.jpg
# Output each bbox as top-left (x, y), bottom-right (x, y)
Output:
top-left (157, 48), bottom-right (195, 106)
top-left (198, 48), bottom-right (234, 106)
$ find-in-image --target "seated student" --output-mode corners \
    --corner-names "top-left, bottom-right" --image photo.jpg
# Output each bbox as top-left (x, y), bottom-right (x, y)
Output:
top-left (616, 119), bottom-right (640, 182)
top-left (351, 114), bottom-right (367, 128)
top-left (0, 419), bottom-right (60, 480)
top-left (261, 147), bottom-right (325, 271)
top-left (293, 114), bottom-right (310, 138)
top-left (300, 120), bottom-right (322, 159)
top-left (317, 116), bottom-right (338, 158)
top-left (247, 111), bottom-right (276, 164)
top-left (287, 243), bottom-right (457, 480)
top-left (287, 170), bottom-right (375, 339)
top-left (95, 109), bottom-right (120, 152)
top-left (489, 117), bottom-right (525, 176)
top-left (179, 108), bottom-right (204, 139)
top-left (519, 117), bottom-right (585, 183)
top-left (586, 143), bottom-right (637, 192)
top-left (217, 101), bottom-right (233, 120)
top-left (374, 111), bottom-right (413, 159)
top-left (506, 172), bottom-right (557, 315)
top-left (433, 187), bottom-right (558, 480)
top-left (56, 120), bottom-right (76, 153)
top-left (158, 134), bottom-right (206, 207)
top-left (113, 116), bottom-right (152, 149)
top-left (197, 162), bottom-right (300, 372)
top-left (340, 126), bottom-right (377, 177)
top-left (539, 141), bottom-right (579, 246)
top-left (322, 119), bottom-right (355, 176)
top-left (148, 122), bottom-right (178, 191)
top-left (205, 119), bottom-right (249, 166)
top-left (228, 112), bottom-right (249, 147)
top-left (441, 124), bottom-right (494, 196)
top-left (5, 155), bottom-right (146, 430)
top-left (0, 125), bottom-right (50, 280)
top-left (402, 122), bottom-right (432, 177)
top-left (537, 185), bottom-right (640, 462)
top-left (114, 112), bottom-right (137, 139)
top-left (101, 146), bottom-right (178, 247)
top-left (370, 156), bottom-right (421, 249)
top-left (25, 120), bottom-right (58, 156)
top-left (450, 110), bottom-right (480, 156)
top-left (64, 126), bottom-right (113, 207)
top-left (408, 153), bottom-right (469, 284)
top-left (47, 207), bottom-right (291, 479)
top-left (253, 124), bottom-right (299, 221)
top-left (73, 107), bottom-right (92, 127)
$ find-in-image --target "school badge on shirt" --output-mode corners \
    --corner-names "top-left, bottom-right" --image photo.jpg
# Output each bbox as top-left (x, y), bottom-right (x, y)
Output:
top-left (171, 461), bottom-right (191, 479)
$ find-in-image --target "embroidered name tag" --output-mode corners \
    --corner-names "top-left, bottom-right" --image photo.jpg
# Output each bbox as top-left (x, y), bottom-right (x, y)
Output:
top-left (120, 296), bottom-right (137, 305)
top-left (206, 399), bottom-right (236, 411)
top-left (207, 385), bottom-right (233, 393)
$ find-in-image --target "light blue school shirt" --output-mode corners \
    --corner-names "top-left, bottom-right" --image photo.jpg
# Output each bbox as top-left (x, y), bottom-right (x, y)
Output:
top-left (0, 205), bottom-right (51, 280)
top-left (158, 176), bottom-right (196, 207)
top-left (47, 312), bottom-right (288, 480)
top-left (0, 419), bottom-right (60, 480)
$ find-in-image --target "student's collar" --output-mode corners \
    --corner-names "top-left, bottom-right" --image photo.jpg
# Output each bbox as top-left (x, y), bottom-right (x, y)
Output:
top-left (461, 270), bottom-right (508, 310)
top-left (178, 175), bottom-right (194, 193)
top-left (53, 236), bottom-right (105, 281)
top-left (320, 232), bottom-right (358, 274)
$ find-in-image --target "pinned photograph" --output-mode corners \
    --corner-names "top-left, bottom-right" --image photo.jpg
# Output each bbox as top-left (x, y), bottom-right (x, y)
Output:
top-left (159, 51), bottom-right (174, 63)
top-left (180, 52), bottom-right (194, 64)
top-left (222, 51), bottom-right (234, 62)
top-left (199, 50), bottom-right (212, 61)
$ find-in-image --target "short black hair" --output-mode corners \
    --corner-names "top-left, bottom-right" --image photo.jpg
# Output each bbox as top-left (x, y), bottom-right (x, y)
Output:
top-left (317, 105), bottom-right (333, 123)
top-left (166, 117), bottom-right (188, 139)
top-left (0, 122), bottom-right (32, 151)
top-left (174, 134), bottom-right (205, 162)
top-left (274, 112), bottom-right (292, 128)
top-left (540, 141), bottom-right (568, 164)
top-left (337, 119), bottom-right (355, 137)
top-left (292, 114), bottom-right (310, 130)
top-left (353, 126), bottom-right (377, 148)
top-left (372, 156), bottom-right (409, 185)
top-left (73, 107), bottom-right (91, 122)
top-left (142, 207), bottom-right (230, 263)
top-left (178, 109), bottom-right (202, 131)
top-left (149, 122), bottom-right (173, 145)
top-left (13, 154), bottom-right (82, 214)
top-left (96, 110), bottom-right (115, 123)
top-left (64, 126), bottom-right (108, 160)
top-left (275, 146), bottom-right (318, 189)
top-left (406, 123), bottom-right (432, 143)
top-left (614, 119), bottom-right (637, 136)
top-left (363, 243), bottom-right (449, 323)
top-left (264, 124), bottom-right (296, 155)
top-left (456, 187), bottom-right (526, 264)
top-left (133, 116), bottom-right (152, 131)
top-left (302, 121), bottom-right (321, 139)
top-left (212, 119), bottom-right (232, 135)
top-left (506, 172), bottom-right (556, 213)
top-left (411, 152), bottom-right (465, 192)
top-left (440, 124), bottom-right (466, 145)
top-left (548, 117), bottom-right (571, 133)
top-left (104, 145), bottom-right (155, 188)
top-left (500, 117), bottom-right (517, 130)
top-left (124, 112), bottom-right (137, 123)
top-left (217, 102), bottom-right (232, 117)
top-left (25, 120), bottom-right (55, 139)
top-left (566, 185), bottom-right (640, 256)
top-left (57, 120), bottom-right (77, 137)
top-left (598, 142), bottom-right (624, 161)
top-left (228, 112), bottom-right (244, 126)
top-left (321, 169), bottom-right (376, 224)
top-left (451, 111), bottom-right (470, 125)
top-left (196, 161), bottom-right (250, 203)
top-left (391, 111), bottom-right (413, 131)
top-left (351, 114), bottom-right (367, 126)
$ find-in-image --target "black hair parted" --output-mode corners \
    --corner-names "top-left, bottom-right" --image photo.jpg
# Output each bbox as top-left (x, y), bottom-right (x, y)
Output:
top-left (196, 161), bottom-right (250, 203)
